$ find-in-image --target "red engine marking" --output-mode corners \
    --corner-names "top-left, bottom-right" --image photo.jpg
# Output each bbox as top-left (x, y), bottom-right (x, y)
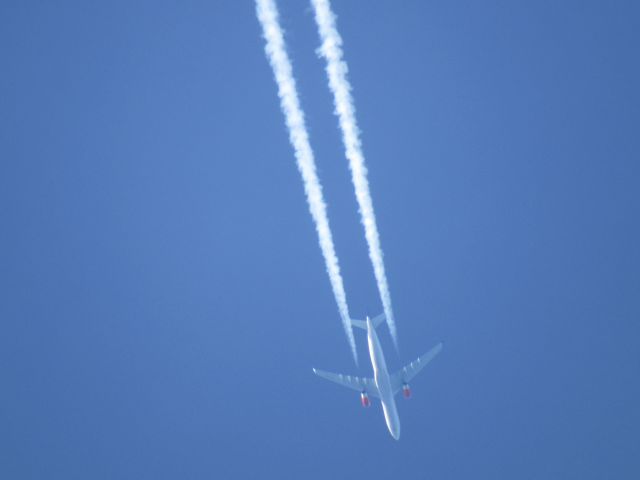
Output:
top-left (402, 385), bottom-right (412, 398)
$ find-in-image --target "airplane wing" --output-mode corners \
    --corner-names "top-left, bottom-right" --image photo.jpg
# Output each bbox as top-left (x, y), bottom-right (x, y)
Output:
top-left (391, 342), bottom-right (443, 395)
top-left (312, 368), bottom-right (380, 398)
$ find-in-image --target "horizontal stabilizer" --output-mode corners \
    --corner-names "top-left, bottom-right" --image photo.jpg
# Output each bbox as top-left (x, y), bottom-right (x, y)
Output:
top-left (351, 319), bottom-right (367, 330)
top-left (351, 312), bottom-right (386, 330)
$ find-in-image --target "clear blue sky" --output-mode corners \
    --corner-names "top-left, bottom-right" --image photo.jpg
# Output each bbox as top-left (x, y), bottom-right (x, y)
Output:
top-left (1, 1), bottom-right (639, 478)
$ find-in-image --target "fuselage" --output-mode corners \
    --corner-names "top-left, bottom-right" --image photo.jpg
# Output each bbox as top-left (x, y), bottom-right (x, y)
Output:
top-left (366, 317), bottom-right (401, 440)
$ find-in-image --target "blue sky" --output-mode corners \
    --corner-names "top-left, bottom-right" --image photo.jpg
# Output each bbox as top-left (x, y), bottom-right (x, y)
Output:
top-left (1, 1), bottom-right (639, 478)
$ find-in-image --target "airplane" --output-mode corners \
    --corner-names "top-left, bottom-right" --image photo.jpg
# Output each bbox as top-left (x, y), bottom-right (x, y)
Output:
top-left (313, 313), bottom-right (443, 440)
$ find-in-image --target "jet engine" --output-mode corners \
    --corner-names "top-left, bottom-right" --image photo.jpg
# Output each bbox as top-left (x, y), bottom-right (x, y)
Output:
top-left (402, 383), bottom-right (411, 399)
top-left (360, 391), bottom-right (371, 407)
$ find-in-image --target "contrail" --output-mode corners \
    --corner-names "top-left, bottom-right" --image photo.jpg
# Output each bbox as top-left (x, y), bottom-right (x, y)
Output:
top-left (256, 0), bottom-right (358, 363)
top-left (310, 0), bottom-right (397, 347)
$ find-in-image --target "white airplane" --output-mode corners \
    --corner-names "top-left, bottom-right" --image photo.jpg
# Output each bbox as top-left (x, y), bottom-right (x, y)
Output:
top-left (313, 313), bottom-right (443, 440)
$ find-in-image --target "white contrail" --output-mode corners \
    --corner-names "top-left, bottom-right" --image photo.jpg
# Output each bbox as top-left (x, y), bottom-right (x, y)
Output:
top-left (256, 0), bottom-right (357, 363)
top-left (311, 0), bottom-right (397, 347)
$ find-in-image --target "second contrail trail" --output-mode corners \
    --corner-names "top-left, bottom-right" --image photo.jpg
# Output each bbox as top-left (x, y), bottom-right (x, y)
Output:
top-left (256, 0), bottom-right (358, 363)
top-left (311, 0), bottom-right (398, 347)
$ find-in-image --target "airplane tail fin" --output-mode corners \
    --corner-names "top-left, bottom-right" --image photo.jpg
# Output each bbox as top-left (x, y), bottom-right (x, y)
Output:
top-left (351, 312), bottom-right (386, 330)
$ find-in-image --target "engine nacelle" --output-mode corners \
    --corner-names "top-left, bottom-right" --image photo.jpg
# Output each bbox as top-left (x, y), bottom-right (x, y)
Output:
top-left (402, 383), bottom-right (411, 399)
top-left (360, 391), bottom-right (371, 408)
